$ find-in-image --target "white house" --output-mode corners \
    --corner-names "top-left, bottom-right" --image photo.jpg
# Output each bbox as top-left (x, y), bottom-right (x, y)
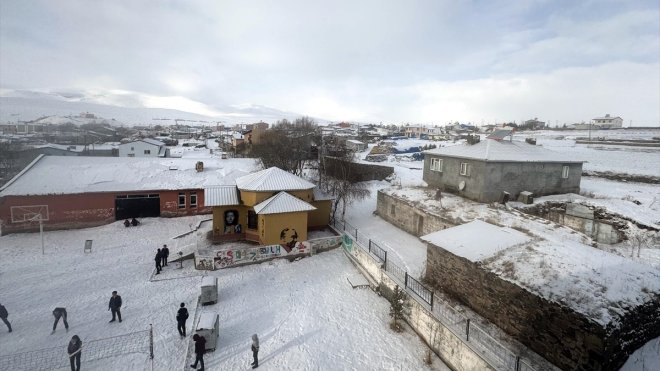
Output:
top-left (118, 138), bottom-right (168, 158)
top-left (592, 114), bottom-right (623, 128)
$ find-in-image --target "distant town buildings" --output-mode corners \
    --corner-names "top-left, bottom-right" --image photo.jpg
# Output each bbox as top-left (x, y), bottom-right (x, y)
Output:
top-left (592, 114), bottom-right (623, 129)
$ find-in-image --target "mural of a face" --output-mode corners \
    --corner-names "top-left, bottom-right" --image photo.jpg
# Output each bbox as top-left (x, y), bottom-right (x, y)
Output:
top-left (279, 228), bottom-right (299, 252)
top-left (224, 210), bottom-right (239, 234)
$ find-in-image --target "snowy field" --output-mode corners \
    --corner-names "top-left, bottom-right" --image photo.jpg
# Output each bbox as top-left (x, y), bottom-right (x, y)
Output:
top-left (1, 129), bottom-right (659, 370)
top-left (0, 217), bottom-right (449, 371)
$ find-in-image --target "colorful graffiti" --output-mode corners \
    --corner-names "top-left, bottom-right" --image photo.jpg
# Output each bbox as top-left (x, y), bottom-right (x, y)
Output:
top-left (224, 210), bottom-right (242, 234)
top-left (342, 233), bottom-right (354, 252)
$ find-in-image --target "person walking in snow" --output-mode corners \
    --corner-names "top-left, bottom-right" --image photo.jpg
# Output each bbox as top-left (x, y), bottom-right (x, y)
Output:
top-left (251, 334), bottom-right (259, 368)
top-left (108, 291), bottom-right (122, 322)
top-left (162, 244), bottom-right (170, 266)
top-left (0, 303), bottom-right (12, 332)
top-left (155, 248), bottom-right (162, 274)
top-left (52, 307), bottom-right (69, 334)
top-left (191, 334), bottom-right (206, 370)
top-left (67, 334), bottom-right (82, 371)
top-left (176, 303), bottom-right (189, 337)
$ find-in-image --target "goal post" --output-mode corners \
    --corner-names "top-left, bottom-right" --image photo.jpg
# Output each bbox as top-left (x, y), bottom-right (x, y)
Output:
top-left (10, 205), bottom-right (49, 223)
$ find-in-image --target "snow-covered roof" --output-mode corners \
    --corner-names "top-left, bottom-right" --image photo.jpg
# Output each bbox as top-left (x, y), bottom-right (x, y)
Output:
top-left (313, 188), bottom-right (335, 201)
top-left (120, 138), bottom-right (165, 147)
top-left (0, 155), bottom-right (258, 196)
top-left (346, 140), bottom-right (364, 145)
top-left (204, 186), bottom-right (241, 207)
top-left (235, 167), bottom-right (316, 192)
top-left (424, 139), bottom-right (584, 163)
top-left (253, 191), bottom-right (316, 215)
top-left (421, 220), bottom-right (532, 262)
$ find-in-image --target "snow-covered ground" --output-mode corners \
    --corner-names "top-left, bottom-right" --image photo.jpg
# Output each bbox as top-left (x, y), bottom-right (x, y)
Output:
top-left (0, 217), bottom-right (449, 371)
top-left (1, 130), bottom-right (659, 370)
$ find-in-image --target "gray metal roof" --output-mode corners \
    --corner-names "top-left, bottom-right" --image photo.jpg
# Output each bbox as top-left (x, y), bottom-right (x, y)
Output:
top-left (253, 191), bottom-right (317, 215)
top-left (235, 167), bottom-right (316, 191)
top-left (424, 139), bottom-right (584, 163)
top-left (204, 186), bottom-right (241, 207)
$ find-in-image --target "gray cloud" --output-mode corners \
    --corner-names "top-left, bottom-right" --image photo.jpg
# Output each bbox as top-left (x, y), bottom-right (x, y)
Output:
top-left (1, 0), bottom-right (658, 125)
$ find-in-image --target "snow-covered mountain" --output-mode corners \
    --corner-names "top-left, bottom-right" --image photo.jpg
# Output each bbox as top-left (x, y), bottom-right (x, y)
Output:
top-left (0, 89), bottom-right (310, 126)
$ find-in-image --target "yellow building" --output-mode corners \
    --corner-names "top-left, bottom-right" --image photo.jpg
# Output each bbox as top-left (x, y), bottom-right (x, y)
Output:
top-left (204, 167), bottom-right (333, 247)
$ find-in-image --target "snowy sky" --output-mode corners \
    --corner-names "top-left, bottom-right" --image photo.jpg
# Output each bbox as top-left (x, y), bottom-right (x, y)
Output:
top-left (1, 0), bottom-right (659, 125)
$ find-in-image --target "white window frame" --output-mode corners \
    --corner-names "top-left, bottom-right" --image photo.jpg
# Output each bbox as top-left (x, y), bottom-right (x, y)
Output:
top-left (562, 165), bottom-right (569, 179)
top-left (460, 162), bottom-right (469, 176)
top-left (190, 192), bottom-right (197, 208)
top-left (178, 192), bottom-right (186, 208)
top-left (430, 158), bottom-right (443, 172)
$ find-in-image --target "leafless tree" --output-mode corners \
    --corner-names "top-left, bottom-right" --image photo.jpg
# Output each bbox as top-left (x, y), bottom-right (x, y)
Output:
top-left (250, 117), bottom-right (319, 175)
top-left (627, 226), bottom-right (656, 258)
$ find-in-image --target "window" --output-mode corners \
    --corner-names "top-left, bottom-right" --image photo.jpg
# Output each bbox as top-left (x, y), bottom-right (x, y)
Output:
top-left (248, 210), bottom-right (258, 229)
top-left (562, 165), bottom-right (569, 179)
top-left (144, 149), bottom-right (151, 155)
top-left (127, 153), bottom-right (135, 157)
top-left (460, 163), bottom-right (469, 176)
top-left (190, 192), bottom-right (197, 207)
top-left (130, 146), bottom-right (134, 151)
top-left (430, 158), bottom-right (443, 172)
top-left (390, 204), bottom-right (396, 216)
top-left (178, 192), bottom-right (186, 208)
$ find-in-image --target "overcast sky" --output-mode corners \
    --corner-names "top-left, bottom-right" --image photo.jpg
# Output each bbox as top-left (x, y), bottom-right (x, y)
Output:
top-left (1, 0), bottom-right (659, 125)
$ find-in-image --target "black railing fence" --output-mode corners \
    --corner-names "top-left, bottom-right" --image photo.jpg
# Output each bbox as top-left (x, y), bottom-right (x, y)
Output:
top-left (333, 218), bottom-right (538, 371)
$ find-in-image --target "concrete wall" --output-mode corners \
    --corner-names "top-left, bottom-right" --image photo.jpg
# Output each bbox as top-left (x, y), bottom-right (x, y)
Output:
top-left (340, 233), bottom-right (495, 371)
top-left (425, 244), bottom-right (660, 371)
top-left (195, 235), bottom-right (341, 270)
top-left (546, 210), bottom-right (622, 244)
top-left (308, 199), bottom-right (331, 227)
top-left (376, 191), bottom-right (456, 236)
top-left (423, 155), bottom-right (582, 203)
top-left (324, 157), bottom-right (394, 182)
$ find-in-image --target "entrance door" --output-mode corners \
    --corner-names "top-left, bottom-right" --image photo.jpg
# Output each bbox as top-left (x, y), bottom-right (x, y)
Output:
top-left (115, 194), bottom-right (161, 220)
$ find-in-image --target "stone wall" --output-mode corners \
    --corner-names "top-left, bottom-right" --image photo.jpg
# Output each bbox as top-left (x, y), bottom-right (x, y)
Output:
top-left (376, 191), bottom-right (456, 236)
top-left (526, 203), bottom-right (623, 244)
top-left (425, 244), bottom-right (660, 371)
top-left (324, 156), bottom-right (394, 182)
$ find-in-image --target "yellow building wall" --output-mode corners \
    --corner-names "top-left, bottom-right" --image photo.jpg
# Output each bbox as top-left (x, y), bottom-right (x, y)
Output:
top-left (259, 212), bottom-right (308, 246)
top-left (308, 200), bottom-right (332, 227)
top-left (240, 189), bottom-right (314, 207)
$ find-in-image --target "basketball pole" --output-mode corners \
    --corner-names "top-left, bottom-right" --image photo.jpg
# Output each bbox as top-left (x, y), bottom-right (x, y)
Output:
top-left (40, 217), bottom-right (44, 255)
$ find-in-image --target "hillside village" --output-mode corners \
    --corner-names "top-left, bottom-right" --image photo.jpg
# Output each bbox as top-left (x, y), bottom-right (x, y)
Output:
top-left (0, 114), bottom-right (658, 371)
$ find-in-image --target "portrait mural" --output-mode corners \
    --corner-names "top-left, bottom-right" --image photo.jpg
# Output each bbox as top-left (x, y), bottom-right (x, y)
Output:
top-left (279, 228), bottom-right (299, 252)
top-left (224, 209), bottom-right (242, 234)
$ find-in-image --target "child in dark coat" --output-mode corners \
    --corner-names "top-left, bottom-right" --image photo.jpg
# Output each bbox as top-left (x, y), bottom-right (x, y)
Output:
top-left (67, 335), bottom-right (82, 371)
top-left (191, 334), bottom-right (206, 370)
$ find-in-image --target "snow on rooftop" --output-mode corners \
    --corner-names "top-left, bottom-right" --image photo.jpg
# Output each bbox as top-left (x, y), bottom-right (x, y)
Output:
top-left (421, 220), bottom-right (532, 262)
top-left (424, 139), bottom-right (584, 163)
top-left (235, 167), bottom-right (316, 192)
top-left (253, 191), bottom-right (316, 215)
top-left (196, 312), bottom-right (218, 330)
top-left (0, 155), bottom-right (259, 196)
top-left (201, 276), bottom-right (217, 287)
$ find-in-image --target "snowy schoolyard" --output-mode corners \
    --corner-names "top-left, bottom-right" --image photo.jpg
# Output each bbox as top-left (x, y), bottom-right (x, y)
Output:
top-left (0, 216), bottom-right (449, 371)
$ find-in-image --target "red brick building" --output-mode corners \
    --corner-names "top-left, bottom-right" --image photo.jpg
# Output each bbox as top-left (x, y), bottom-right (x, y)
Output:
top-left (0, 155), bottom-right (256, 235)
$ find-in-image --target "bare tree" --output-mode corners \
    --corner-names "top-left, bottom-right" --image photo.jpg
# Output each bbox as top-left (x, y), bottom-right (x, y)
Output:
top-left (250, 117), bottom-right (319, 175)
top-left (0, 140), bottom-right (25, 185)
top-left (627, 226), bottom-right (656, 258)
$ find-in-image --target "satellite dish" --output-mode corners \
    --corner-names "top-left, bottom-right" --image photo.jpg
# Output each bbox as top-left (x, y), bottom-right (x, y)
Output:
top-left (458, 181), bottom-right (466, 191)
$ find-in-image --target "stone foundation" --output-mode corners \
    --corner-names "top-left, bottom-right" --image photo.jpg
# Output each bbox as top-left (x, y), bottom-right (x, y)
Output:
top-left (376, 190), bottom-right (456, 236)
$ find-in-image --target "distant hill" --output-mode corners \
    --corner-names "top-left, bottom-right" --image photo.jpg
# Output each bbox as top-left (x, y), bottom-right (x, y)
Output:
top-left (0, 90), bottom-right (310, 126)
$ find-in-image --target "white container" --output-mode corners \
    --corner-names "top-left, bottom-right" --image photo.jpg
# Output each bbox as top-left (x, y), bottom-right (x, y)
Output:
top-left (201, 276), bottom-right (218, 305)
top-left (196, 312), bottom-right (219, 351)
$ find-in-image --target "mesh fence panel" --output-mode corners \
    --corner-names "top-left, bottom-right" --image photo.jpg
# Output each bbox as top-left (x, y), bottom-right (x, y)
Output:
top-left (469, 323), bottom-right (518, 371)
top-left (0, 329), bottom-right (150, 371)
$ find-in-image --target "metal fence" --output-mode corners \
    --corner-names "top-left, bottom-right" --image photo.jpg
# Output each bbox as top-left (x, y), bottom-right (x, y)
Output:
top-left (333, 218), bottom-right (538, 371)
top-left (0, 327), bottom-right (153, 371)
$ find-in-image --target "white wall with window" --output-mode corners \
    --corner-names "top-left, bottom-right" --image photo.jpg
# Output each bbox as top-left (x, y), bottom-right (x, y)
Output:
top-left (460, 162), bottom-right (470, 176)
top-left (118, 140), bottom-right (162, 157)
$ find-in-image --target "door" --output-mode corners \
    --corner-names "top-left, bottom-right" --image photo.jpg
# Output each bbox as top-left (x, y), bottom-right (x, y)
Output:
top-left (115, 194), bottom-right (161, 220)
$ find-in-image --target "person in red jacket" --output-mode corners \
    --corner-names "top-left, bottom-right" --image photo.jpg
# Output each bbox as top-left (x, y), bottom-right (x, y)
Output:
top-left (190, 334), bottom-right (206, 370)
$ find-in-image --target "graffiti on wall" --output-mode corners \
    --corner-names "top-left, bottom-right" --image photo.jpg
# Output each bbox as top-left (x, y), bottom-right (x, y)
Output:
top-left (224, 209), bottom-right (242, 234)
top-left (342, 233), bottom-right (354, 252)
